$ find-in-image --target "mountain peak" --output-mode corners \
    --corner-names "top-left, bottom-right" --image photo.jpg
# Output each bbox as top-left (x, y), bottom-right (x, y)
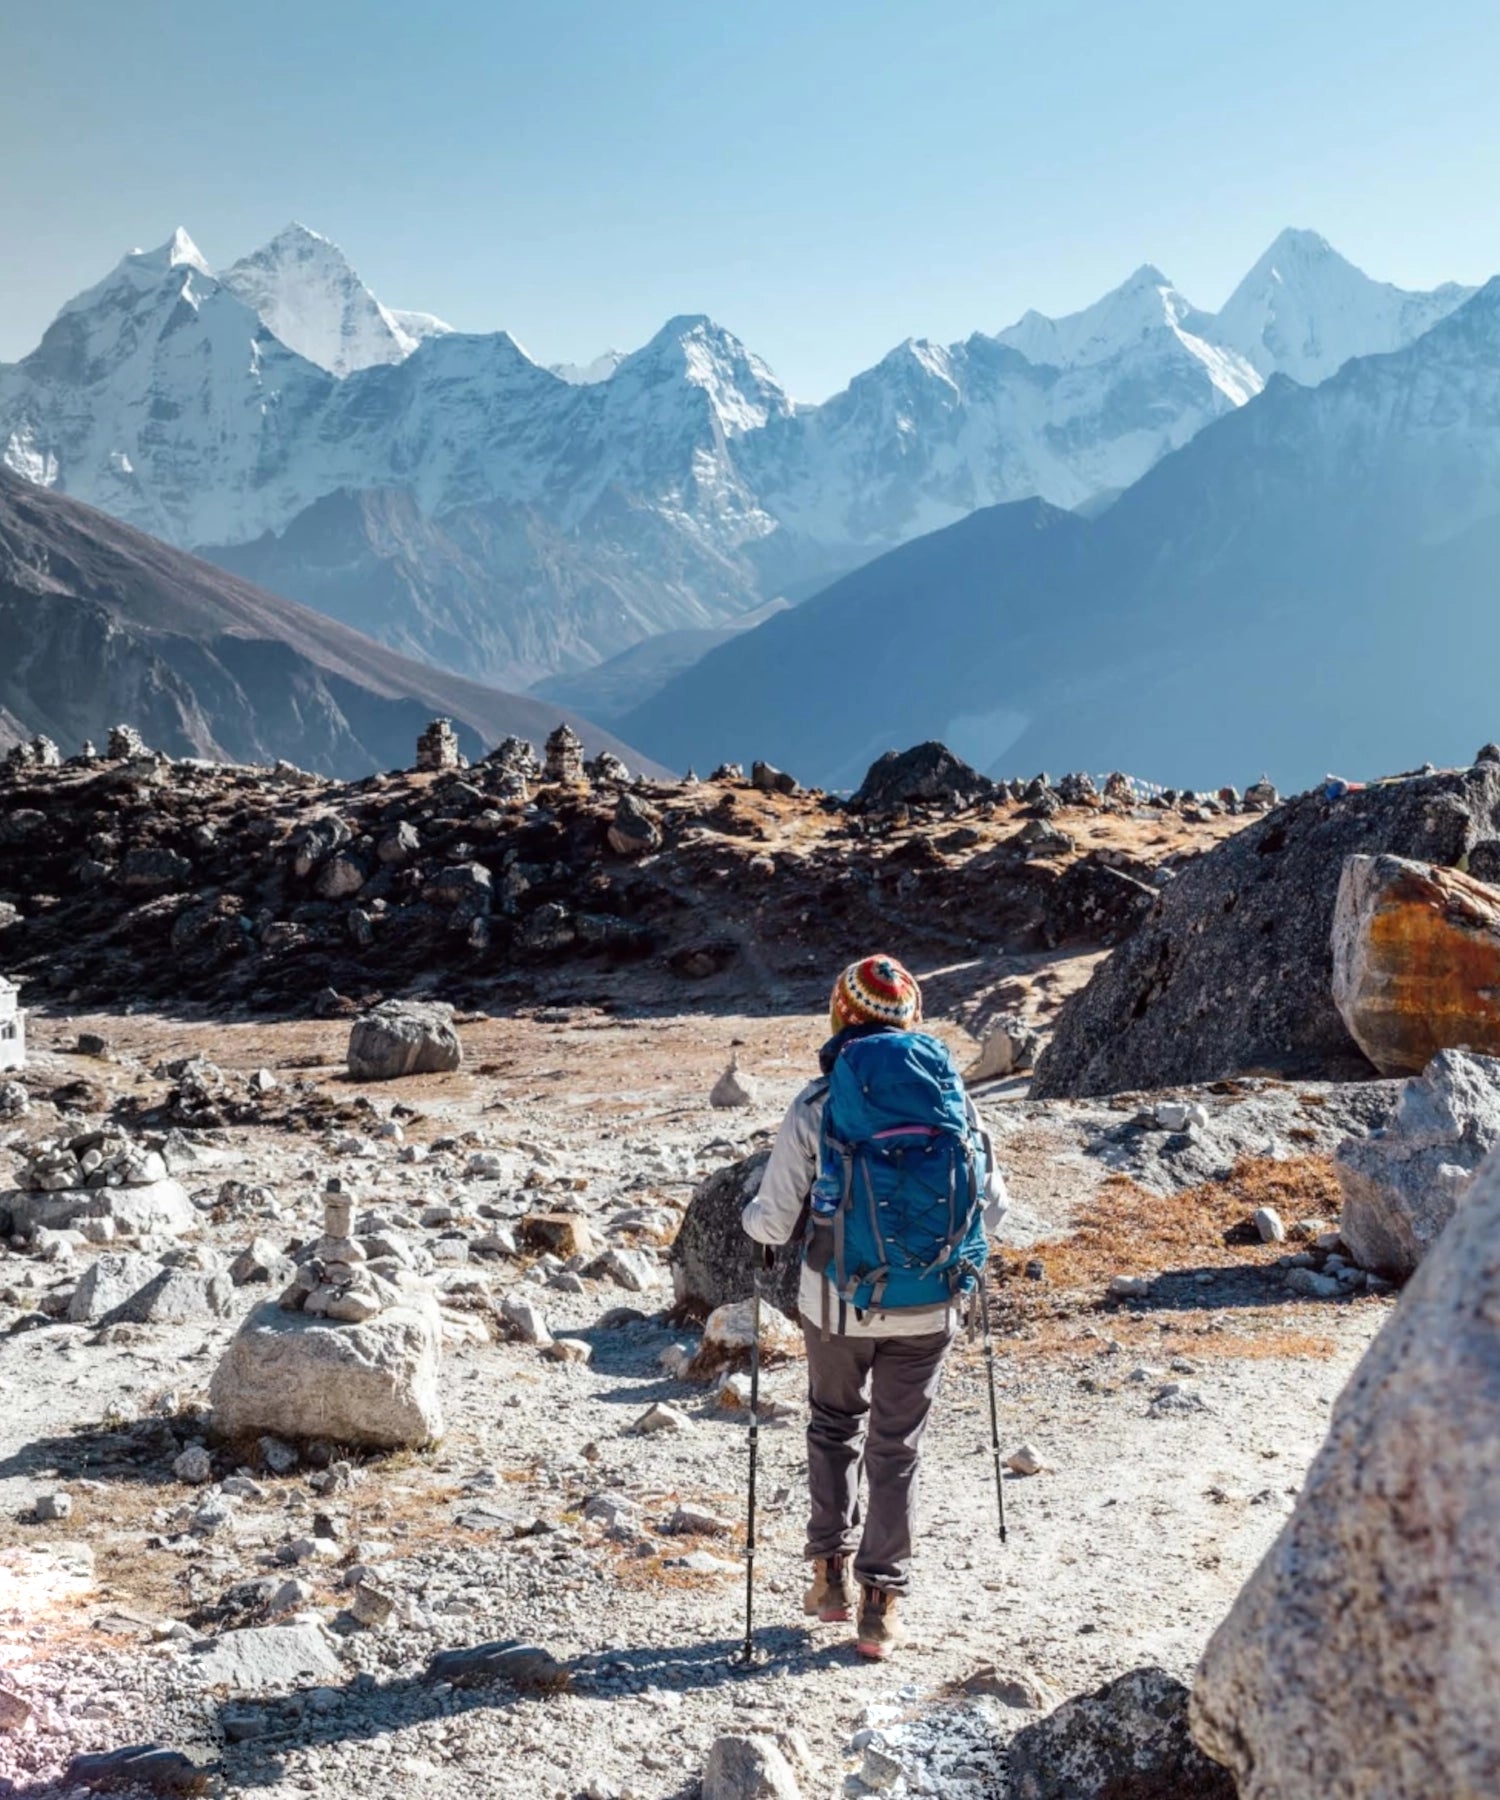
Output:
top-left (615, 315), bottom-right (791, 434)
top-left (221, 224), bottom-right (416, 377)
top-left (994, 262), bottom-right (1195, 371)
top-left (124, 228), bottom-right (212, 278)
top-left (1213, 228), bottom-right (1474, 383)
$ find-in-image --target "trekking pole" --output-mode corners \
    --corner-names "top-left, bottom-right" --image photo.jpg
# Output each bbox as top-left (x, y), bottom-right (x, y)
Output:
top-left (731, 1254), bottom-right (767, 1667)
top-left (976, 1258), bottom-right (1008, 1545)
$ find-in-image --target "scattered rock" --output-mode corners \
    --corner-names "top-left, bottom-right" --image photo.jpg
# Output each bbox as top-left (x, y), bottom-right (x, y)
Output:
top-left (607, 792), bottom-right (663, 857)
top-left (850, 742), bottom-right (994, 814)
top-left (67, 1746), bottom-right (212, 1796)
top-left (702, 1733), bottom-right (803, 1800)
top-left (346, 1000), bottom-right (462, 1082)
top-left (0, 1682), bottom-right (32, 1732)
top-left (518, 1213), bottom-right (595, 1259)
top-left (1008, 1666), bottom-right (1236, 1800)
top-left (189, 1620), bottom-right (344, 1693)
top-left (35, 1491), bottom-right (73, 1521)
top-left (687, 1298), bottom-right (803, 1378)
top-left (632, 1401), bottom-right (693, 1435)
top-left (1006, 1443), bottom-right (1046, 1476)
top-left (1335, 1049), bottom-right (1500, 1277)
top-left (1191, 1141), bottom-right (1500, 1799)
top-left (500, 1290), bottom-right (553, 1347)
top-left (1332, 853), bottom-right (1500, 1075)
top-left (426, 1639), bottom-right (571, 1692)
top-left (173, 1446), bottom-right (213, 1486)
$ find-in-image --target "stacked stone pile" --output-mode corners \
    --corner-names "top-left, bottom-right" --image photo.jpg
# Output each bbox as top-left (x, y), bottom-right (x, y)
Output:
top-left (18, 1131), bottom-right (168, 1193)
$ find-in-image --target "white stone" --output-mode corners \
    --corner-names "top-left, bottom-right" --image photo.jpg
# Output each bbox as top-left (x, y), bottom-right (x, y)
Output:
top-left (189, 1621), bottom-right (344, 1694)
top-left (346, 1001), bottom-right (462, 1082)
top-left (1336, 1049), bottom-right (1500, 1277)
top-left (500, 1291), bottom-right (552, 1346)
top-left (210, 1296), bottom-right (444, 1450)
top-left (702, 1735), bottom-right (802, 1800)
top-left (1253, 1206), bottom-right (1287, 1244)
top-left (633, 1401), bottom-right (693, 1435)
top-left (1006, 1443), bottom-right (1046, 1476)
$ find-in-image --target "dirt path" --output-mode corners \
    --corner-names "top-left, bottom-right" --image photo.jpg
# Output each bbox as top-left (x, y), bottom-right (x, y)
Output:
top-left (0, 1004), bottom-right (1387, 1798)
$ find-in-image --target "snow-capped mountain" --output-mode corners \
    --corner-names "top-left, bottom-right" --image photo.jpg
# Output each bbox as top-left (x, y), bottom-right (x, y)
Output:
top-left (0, 223), bottom-right (1480, 694)
top-left (1211, 227), bottom-right (1475, 384)
top-left (624, 277), bottom-right (1500, 790)
top-left (220, 222), bottom-right (452, 376)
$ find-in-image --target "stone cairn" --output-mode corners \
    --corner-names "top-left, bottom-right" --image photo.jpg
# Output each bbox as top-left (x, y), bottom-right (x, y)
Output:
top-left (107, 724), bottom-right (149, 759)
top-left (415, 718), bottom-right (462, 772)
top-left (19, 1130), bottom-right (167, 1193)
top-left (278, 1189), bottom-right (390, 1324)
top-left (585, 750), bottom-right (633, 786)
top-left (4, 735), bottom-right (61, 771)
top-left (544, 723), bottom-right (586, 786)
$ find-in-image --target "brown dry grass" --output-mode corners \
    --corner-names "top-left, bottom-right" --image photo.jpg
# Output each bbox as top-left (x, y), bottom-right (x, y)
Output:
top-left (983, 1156), bottom-right (1351, 1366)
top-left (1008, 1156), bottom-right (1342, 1292)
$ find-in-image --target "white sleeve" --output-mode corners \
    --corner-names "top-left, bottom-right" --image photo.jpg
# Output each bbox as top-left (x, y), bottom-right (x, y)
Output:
top-left (741, 1088), bottom-right (821, 1246)
top-left (966, 1097), bottom-right (1009, 1239)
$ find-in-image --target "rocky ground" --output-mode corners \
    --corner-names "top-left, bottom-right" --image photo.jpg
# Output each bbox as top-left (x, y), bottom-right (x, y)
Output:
top-left (0, 990), bottom-right (1398, 1800)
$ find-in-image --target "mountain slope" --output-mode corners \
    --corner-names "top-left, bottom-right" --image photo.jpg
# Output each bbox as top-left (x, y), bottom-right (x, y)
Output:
top-left (624, 280), bottom-right (1500, 791)
top-left (0, 468), bottom-right (652, 778)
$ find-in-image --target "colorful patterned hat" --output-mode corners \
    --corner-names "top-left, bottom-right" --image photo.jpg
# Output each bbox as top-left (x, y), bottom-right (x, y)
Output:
top-left (829, 954), bottom-right (922, 1035)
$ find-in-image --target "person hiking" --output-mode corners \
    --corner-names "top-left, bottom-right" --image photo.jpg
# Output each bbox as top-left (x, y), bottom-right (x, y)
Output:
top-left (741, 953), bottom-right (1008, 1660)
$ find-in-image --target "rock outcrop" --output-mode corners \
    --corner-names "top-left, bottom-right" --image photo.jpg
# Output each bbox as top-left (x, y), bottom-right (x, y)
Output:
top-left (1191, 1142), bottom-right (1500, 1800)
top-left (1334, 1049), bottom-right (1500, 1277)
top-left (849, 742), bottom-right (994, 814)
top-left (1332, 853), bottom-right (1500, 1075)
top-left (669, 1152), bottom-right (801, 1322)
top-left (1034, 761), bottom-right (1500, 1096)
top-left (1008, 1666), bottom-right (1235, 1800)
top-left (347, 1001), bottom-right (462, 1082)
top-left (209, 1291), bottom-right (444, 1449)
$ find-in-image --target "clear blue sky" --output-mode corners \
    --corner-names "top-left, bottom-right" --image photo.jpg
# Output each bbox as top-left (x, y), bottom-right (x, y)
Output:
top-left (2, 0), bottom-right (1497, 398)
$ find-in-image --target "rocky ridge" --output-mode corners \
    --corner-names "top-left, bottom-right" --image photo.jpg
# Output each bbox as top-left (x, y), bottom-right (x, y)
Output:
top-left (0, 741), bottom-right (1247, 1019)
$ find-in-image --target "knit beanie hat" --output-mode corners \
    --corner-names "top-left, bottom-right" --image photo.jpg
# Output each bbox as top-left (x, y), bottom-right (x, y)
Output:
top-left (829, 954), bottom-right (922, 1035)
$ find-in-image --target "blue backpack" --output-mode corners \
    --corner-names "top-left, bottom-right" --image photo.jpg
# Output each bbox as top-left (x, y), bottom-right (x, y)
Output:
top-left (805, 1029), bottom-right (988, 1317)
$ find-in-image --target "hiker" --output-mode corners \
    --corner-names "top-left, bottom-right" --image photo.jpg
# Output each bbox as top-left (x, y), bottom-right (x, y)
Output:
top-left (741, 953), bottom-right (1008, 1659)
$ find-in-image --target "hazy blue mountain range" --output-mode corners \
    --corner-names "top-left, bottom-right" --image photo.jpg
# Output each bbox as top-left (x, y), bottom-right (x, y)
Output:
top-left (0, 467), bottom-right (648, 778)
top-left (622, 280), bottom-right (1500, 792)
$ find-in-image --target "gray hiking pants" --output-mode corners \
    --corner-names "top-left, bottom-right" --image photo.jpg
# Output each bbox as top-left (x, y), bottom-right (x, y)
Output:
top-left (801, 1321), bottom-right (956, 1593)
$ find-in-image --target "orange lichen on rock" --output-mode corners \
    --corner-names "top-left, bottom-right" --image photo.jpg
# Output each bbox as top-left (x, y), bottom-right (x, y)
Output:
top-left (1332, 853), bottom-right (1500, 1075)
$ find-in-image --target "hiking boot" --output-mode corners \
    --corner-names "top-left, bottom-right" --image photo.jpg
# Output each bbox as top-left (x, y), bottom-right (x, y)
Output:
top-left (803, 1555), bottom-right (855, 1623)
top-left (856, 1585), bottom-right (903, 1659)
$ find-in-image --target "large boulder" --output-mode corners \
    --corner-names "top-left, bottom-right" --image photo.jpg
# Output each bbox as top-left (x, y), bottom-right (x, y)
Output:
top-left (668, 1152), bottom-right (801, 1322)
top-left (209, 1293), bottom-right (444, 1450)
top-left (1007, 1666), bottom-right (1235, 1800)
top-left (1334, 1048), bottom-right (1500, 1277)
top-left (1034, 762), bottom-right (1500, 1097)
top-left (5, 1179), bottom-right (197, 1240)
top-left (1191, 1142), bottom-right (1500, 1799)
top-left (1332, 853), bottom-right (1500, 1075)
top-left (346, 1000), bottom-right (462, 1082)
top-left (850, 742), bottom-right (995, 813)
